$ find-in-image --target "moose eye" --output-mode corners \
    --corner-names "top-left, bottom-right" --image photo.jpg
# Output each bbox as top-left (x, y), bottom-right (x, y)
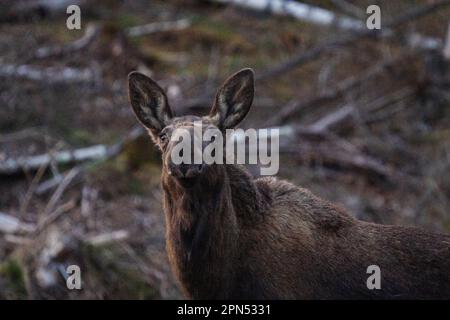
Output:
top-left (159, 133), bottom-right (168, 143)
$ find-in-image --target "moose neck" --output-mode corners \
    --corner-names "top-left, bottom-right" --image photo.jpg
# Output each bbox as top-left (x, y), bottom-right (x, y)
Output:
top-left (162, 164), bottom-right (264, 298)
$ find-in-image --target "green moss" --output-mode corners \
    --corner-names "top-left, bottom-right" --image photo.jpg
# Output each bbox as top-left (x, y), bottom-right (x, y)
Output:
top-left (66, 129), bottom-right (95, 146)
top-left (192, 16), bottom-right (235, 41)
top-left (443, 218), bottom-right (450, 232)
top-left (0, 259), bottom-right (28, 299)
top-left (115, 13), bottom-right (141, 29)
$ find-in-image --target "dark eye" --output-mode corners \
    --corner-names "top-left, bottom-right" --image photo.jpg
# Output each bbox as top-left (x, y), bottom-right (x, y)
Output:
top-left (159, 133), bottom-right (168, 144)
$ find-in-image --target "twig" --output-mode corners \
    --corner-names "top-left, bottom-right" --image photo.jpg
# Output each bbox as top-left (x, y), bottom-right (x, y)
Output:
top-left (19, 162), bottom-right (48, 216)
top-left (308, 105), bottom-right (354, 133)
top-left (365, 87), bottom-right (415, 114)
top-left (35, 200), bottom-right (76, 235)
top-left (43, 168), bottom-right (79, 215)
top-left (35, 174), bottom-right (62, 195)
top-left (33, 24), bottom-right (100, 59)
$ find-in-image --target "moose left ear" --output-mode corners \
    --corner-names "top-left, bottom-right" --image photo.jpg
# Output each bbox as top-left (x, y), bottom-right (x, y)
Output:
top-left (209, 68), bottom-right (254, 129)
top-left (128, 71), bottom-right (173, 137)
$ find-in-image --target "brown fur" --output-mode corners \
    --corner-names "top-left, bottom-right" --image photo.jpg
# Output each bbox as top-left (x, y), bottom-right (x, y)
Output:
top-left (161, 160), bottom-right (450, 299)
top-left (128, 69), bottom-right (450, 299)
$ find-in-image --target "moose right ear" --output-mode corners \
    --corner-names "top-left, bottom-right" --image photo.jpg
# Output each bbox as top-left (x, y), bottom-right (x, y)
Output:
top-left (128, 71), bottom-right (173, 136)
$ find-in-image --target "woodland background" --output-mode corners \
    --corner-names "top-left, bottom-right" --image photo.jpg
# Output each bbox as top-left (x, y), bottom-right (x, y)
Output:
top-left (0, 0), bottom-right (449, 299)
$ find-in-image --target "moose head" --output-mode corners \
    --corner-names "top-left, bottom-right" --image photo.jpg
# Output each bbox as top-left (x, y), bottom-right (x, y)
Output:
top-left (128, 69), bottom-right (254, 188)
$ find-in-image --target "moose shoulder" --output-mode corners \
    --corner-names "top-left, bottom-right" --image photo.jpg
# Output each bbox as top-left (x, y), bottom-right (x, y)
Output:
top-left (128, 68), bottom-right (450, 299)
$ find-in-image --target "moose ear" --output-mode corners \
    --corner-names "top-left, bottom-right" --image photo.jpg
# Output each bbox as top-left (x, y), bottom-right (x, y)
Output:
top-left (128, 71), bottom-right (173, 135)
top-left (209, 68), bottom-right (254, 129)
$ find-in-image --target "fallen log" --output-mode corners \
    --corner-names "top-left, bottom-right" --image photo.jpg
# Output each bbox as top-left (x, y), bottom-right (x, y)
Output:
top-left (0, 144), bottom-right (109, 175)
top-left (0, 125), bottom-right (144, 175)
top-left (0, 63), bottom-right (99, 84)
top-left (212, 0), bottom-right (364, 31)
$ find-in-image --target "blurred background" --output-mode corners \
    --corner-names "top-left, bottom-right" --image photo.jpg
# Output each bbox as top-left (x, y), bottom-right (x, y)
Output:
top-left (0, 0), bottom-right (449, 299)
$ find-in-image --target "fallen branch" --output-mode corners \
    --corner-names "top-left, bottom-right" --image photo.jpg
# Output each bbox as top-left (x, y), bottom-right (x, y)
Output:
top-left (265, 120), bottom-right (395, 179)
top-left (35, 166), bottom-right (83, 195)
top-left (86, 230), bottom-right (129, 246)
top-left (0, 144), bottom-right (109, 174)
top-left (43, 169), bottom-right (79, 215)
top-left (283, 140), bottom-right (393, 179)
top-left (0, 212), bottom-right (35, 234)
top-left (0, 63), bottom-right (99, 84)
top-left (126, 18), bottom-right (191, 37)
top-left (2, 127), bottom-right (143, 193)
top-left (365, 87), bottom-right (415, 114)
top-left (308, 105), bottom-right (354, 133)
top-left (33, 24), bottom-right (100, 59)
top-left (35, 200), bottom-right (76, 235)
top-left (213, 0), bottom-right (364, 30)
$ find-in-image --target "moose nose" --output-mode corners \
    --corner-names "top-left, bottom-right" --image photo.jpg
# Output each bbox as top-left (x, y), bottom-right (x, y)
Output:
top-left (170, 163), bottom-right (205, 179)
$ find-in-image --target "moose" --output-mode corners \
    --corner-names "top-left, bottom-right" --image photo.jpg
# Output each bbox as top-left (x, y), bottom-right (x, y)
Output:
top-left (128, 68), bottom-right (450, 299)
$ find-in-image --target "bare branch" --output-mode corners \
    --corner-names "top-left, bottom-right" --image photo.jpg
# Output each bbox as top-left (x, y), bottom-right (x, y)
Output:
top-left (0, 145), bottom-right (109, 174)
top-left (86, 230), bottom-right (129, 246)
top-left (0, 63), bottom-right (99, 84)
top-left (0, 212), bottom-right (35, 234)
top-left (33, 24), bottom-right (99, 59)
top-left (35, 200), bottom-right (76, 235)
top-left (43, 169), bottom-right (79, 215)
top-left (444, 22), bottom-right (450, 60)
top-left (308, 105), bottom-right (354, 133)
top-left (212, 0), bottom-right (364, 31)
top-left (126, 18), bottom-right (191, 37)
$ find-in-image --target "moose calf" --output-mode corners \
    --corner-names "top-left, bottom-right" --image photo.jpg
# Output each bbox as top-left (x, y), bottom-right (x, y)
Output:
top-left (128, 68), bottom-right (450, 299)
